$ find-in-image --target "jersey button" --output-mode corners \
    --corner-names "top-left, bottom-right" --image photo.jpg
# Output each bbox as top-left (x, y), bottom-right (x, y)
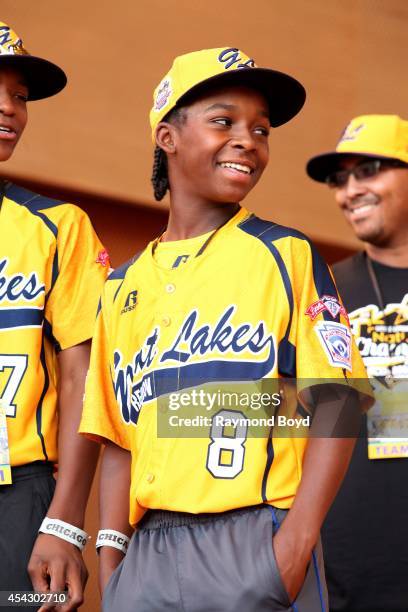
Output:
top-left (166, 283), bottom-right (176, 294)
top-left (162, 315), bottom-right (171, 327)
top-left (146, 473), bottom-right (155, 484)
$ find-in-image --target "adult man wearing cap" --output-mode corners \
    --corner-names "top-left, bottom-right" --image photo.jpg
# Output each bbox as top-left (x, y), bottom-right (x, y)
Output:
top-left (0, 21), bottom-right (108, 609)
top-left (307, 114), bottom-right (408, 612)
top-left (80, 47), bottom-right (372, 612)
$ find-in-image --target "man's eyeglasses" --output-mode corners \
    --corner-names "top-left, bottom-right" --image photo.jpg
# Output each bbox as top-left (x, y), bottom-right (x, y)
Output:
top-left (325, 159), bottom-right (408, 189)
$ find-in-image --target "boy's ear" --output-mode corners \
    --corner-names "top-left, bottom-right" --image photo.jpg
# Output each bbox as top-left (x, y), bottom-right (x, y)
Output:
top-left (155, 122), bottom-right (177, 155)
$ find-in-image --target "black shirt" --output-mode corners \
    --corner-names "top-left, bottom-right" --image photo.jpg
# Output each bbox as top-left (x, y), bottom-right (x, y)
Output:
top-left (323, 252), bottom-right (408, 612)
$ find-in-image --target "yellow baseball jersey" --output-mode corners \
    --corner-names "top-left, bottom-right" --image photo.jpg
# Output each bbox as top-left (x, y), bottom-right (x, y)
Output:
top-left (1, 182), bottom-right (109, 466)
top-left (80, 207), bottom-right (370, 526)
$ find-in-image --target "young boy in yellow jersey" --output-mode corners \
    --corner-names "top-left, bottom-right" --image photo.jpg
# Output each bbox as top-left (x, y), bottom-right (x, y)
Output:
top-left (0, 22), bottom-right (109, 609)
top-left (80, 48), bottom-right (372, 611)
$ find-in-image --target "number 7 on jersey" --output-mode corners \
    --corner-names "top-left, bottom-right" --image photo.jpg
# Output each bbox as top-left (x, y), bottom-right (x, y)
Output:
top-left (0, 355), bottom-right (28, 417)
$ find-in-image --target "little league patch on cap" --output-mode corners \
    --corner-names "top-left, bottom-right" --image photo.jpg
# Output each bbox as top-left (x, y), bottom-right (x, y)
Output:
top-left (0, 21), bottom-right (66, 100)
top-left (306, 114), bottom-right (408, 182)
top-left (149, 47), bottom-right (306, 141)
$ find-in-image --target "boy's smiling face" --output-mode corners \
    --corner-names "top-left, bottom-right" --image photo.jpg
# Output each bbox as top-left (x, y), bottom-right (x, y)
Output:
top-left (159, 85), bottom-right (270, 205)
top-left (0, 66), bottom-right (28, 162)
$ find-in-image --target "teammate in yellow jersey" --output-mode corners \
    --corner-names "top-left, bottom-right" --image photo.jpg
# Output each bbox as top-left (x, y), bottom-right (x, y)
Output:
top-left (80, 48), bottom-right (372, 611)
top-left (0, 21), bottom-right (109, 610)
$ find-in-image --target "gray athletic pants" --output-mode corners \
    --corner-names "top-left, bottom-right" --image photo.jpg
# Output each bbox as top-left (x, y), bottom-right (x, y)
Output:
top-left (103, 504), bottom-right (328, 612)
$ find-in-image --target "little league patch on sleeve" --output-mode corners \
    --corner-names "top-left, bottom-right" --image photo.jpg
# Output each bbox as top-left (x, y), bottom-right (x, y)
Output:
top-left (314, 321), bottom-right (352, 371)
top-left (305, 295), bottom-right (348, 322)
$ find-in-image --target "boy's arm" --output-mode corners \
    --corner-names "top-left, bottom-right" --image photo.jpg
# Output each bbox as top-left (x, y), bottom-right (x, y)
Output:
top-left (98, 442), bottom-right (133, 594)
top-left (273, 386), bottom-right (362, 601)
top-left (28, 341), bottom-right (99, 611)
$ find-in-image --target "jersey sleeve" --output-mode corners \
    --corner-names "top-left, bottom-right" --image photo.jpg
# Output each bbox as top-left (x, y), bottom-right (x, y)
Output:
top-left (79, 286), bottom-right (131, 450)
top-left (45, 205), bottom-right (109, 350)
top-left (286, 238), bottom-right (372, 406)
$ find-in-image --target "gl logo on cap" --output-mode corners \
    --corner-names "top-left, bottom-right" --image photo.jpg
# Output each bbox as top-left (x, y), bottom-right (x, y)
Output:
top-left (218, 48), bottom-right (256, 70)
top-left (338, 122), bottom-right (365, 145)
top-left (0, 27), bottom-right (12, 48)
top-left (0, 26), bottom-right (27, 56)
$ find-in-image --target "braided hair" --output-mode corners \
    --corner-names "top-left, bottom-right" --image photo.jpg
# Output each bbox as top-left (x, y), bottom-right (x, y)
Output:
top-left (151, 146), bottom-right (168, 201)
top-left (151, 107), bottom-right (186, 201)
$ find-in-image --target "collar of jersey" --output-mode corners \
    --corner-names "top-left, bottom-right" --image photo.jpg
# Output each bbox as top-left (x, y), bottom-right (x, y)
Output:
top-left (155, 229), bottom-right (214, 252)
top-left (149, 206), bottom-right (250, 271)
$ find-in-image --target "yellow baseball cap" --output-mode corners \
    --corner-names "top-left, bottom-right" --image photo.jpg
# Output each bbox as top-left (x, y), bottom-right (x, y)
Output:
top-left (150, 47), bottom-right (305, 141)
top-left (307, 114), bottom-right (408, 182)
top-left (0, 21), bottom-right (66, 100)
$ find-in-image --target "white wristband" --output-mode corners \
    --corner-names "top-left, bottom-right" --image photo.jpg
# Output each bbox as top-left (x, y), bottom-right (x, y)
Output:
top-left (39, 517), bottom-right (89, 551)
top-left (96, 529), bottom-right (130, 554)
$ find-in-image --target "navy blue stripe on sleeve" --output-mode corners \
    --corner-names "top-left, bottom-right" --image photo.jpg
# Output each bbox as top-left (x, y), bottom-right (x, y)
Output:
top-left (6, 184), bottom-right (64, 212)
top-left (239, 215), bottom-right (341, 323)
top-left (36, 337), bottom-right (50, 461)
top-left (0, 308), bottom-right (43, 330)
top-left (238, 217), bottom-right (294, 321)
top-left (109, 252), bottom-right (143, 282)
